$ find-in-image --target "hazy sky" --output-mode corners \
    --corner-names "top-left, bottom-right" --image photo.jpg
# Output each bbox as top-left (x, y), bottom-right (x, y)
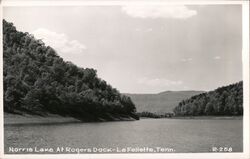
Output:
top-left (3, 5), bottom-right (242, 93)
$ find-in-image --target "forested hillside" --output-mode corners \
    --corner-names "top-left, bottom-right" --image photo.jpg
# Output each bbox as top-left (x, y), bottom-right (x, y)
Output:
top-left (126, 91), bottom-right (204, 114)
top-left (173, 81), bottom-right (243, 116)
top-left (3, 20), bottom-right (138, 121)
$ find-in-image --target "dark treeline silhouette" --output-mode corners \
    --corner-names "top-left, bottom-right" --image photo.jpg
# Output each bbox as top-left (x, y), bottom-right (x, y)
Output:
top-left (173, 81), bottom-right (243, 116)
top-left (3, 20), bottom-right (139, 121)
top-left (137, 111), bottom-right (174, 118)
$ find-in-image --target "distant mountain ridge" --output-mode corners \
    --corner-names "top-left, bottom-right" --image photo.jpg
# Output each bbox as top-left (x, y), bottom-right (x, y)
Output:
top-left (125, 90), bottom-right (204, 113)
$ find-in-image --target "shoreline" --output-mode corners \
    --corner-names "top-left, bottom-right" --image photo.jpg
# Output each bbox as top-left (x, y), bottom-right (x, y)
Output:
top-left (4, 113), bottom-right (81, 126)
top-left (171, 116), bottom-right (243, 120)
top-left (4, 113), bottom-right (137, 126)
top-left (139, 116), bottom-right (243, 120)
top-left (4, 113), bottom-right (243, 126)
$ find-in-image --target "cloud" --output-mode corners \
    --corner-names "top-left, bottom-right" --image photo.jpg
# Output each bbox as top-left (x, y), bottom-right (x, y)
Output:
top-left (135, 28), bottom-right (153, 32)
top-left (32, 28), bottom-right (87, 55)
top-left (146, 28), bottom-right (153, 32)
top-left (213, 56), bottom-right (221, 60)
top-left (135, 28), bottom-right (141, 31)
top-left (137, 77), bottom-right (183, 87)
top-left (181, 58), bottom-right (193, 62)
top-left (121, 5), bottom-right (197, 19)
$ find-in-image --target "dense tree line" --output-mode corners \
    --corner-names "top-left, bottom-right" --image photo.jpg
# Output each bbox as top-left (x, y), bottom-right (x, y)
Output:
top-left (137, 111), bottom-right (174, 118)
top-left (3, 20), bottom-right (139, 121)
top-left (173, 81), bottom-right (243, 116)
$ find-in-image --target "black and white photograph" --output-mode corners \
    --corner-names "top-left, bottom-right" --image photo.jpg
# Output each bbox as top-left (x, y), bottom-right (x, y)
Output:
top-left (0, 0), bottom-right (249, 159)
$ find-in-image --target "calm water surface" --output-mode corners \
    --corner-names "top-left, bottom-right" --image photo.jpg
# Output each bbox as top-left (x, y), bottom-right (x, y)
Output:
top-left (4, 118), bottom-right (243, 153)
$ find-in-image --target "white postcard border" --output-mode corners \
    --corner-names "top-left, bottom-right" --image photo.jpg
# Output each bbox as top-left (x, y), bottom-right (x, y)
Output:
top-left (0, 0), bottom-right (249, 159)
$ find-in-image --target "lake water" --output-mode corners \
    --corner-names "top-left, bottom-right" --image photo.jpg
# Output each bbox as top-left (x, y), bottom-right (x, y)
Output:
top-left (4, 118), bottom-right (243, 154)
